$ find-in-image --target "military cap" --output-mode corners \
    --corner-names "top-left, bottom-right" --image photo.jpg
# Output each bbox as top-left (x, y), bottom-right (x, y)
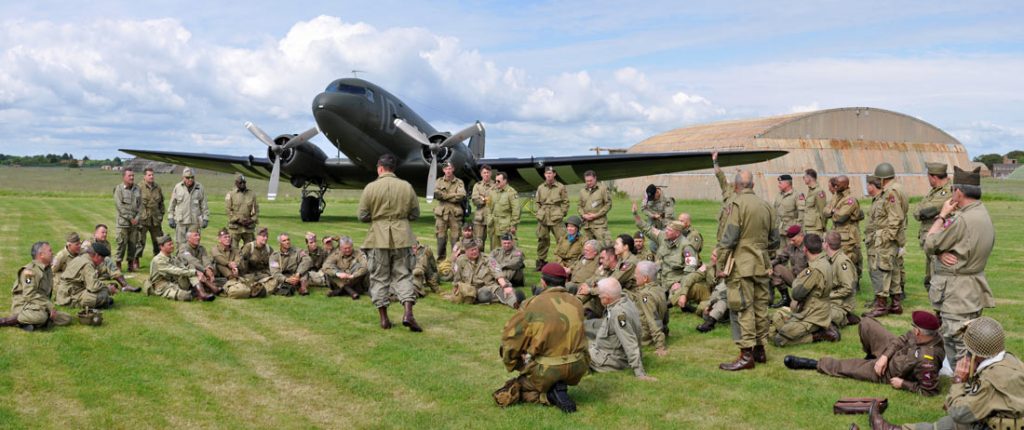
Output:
top-left (442, 161), bottom-right (454, 168)
top-left (257, 227), bottom-right (269, 237)
top-left (182, 167), bottom-right (195, 178)
top-left (953, 166), bottom-right (981, 186)
top-left (633, 230), bottom-right (644, 239)
top-left (462, 239), bottom-right (481, 250)
top-left (156, 235), bottom-right (173, 246)
top-left (66, 232), bottom-right (81, 244)
top-left (462, 223), bottom-right (474, 231)
top-left (217, 228), bottom-right (230, 237)
top-left (925, 162), bottom-right (947, 176)
top-left (500, 232), bottom-right (514, 241)
top-left (785, 225), bottom-right (802, 238)
top-left (778, 174), bottom-right (793, 182)
top-left (540, 262), bottom-right (567, 279)
top-left (564, 215), bottom-right (582, 228)
top-left (235, 173), bottom-right (247, 183)
top-left (961, 317), bottom-right (1004, 358)
top-left (873, 162), bottom-right (895, 179)
top-left (544, 166), bottom-right (556, 173)
top-left (911, 310), bottom-right (941, 331)
top-left (91, 242), bottom-right (111, 257)
top-left (667, 221), bottom-right (686, 232)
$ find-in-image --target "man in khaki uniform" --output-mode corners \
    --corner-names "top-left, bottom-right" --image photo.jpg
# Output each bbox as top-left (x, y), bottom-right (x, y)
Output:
top-left (323, 236), bottom-right (368, 299)
top-left (715, 170), bottom-right (779, 371)
top-left (239, 227), bottom-right (273, 296)
top-left (471, 165), bottom-right (495, 250)
top-left (578, 170), bottom-right (612, 244)
top-left (828, 175), bottom-right (864, 282)
top-left (534, 166), bottom-right (569, 269)
top-left (633, 232), bottom-right (654, 262)
top-left (696, 255), bottom-right (728, 333)
top-left (769, 234), bottom-right (840, 346)
top-left (585, 278), bottom-right (657, 381)
top-left (865, 162), bottom-right (909, 318)
top-left (866, 317), bottom-right (1023, 430)
top-left (770, 225), bottom-right (807, 308)
top-left (52, 232), bottom-right (83, 276)
top-left (800, 168), bottom-right (828, 236)
top-left (633, 208), bottom-right (703, 311)
top-left (449, 239), bottom-right (518, 308)
top-left (487, 171), bottom-right (520, 250)
top-left (358, 154), bottom-right (422, 331)
top-left (633, 261), bottom-right (669, 357)
top-left (564, 239), bottom-right (599, 293)
top-left (55, 242), bottom-right (117, 309)
top-left (774, 174), bottom-right (799, 241)
top-left (85, 224), bottom-right (135, 292)
top-left (177, 229), bottom-right (221, 295)
top-left (269, 233), bottom-right (307, 296)
top-left (642, 184), bottom-right (675, 231)
top-left (144, 236), bottom-right (215, 301)
top-left (491, 233), bottom-right (526, 287)
top-left (1, 242), bottom-right (72, 331)
top-left (553, 216), bottom-right (584, 267)
top-left (433, 162), bottom-right (466, 259)
top-left (438, 224), bottom-right (476, 282)
top-left (411, 241), bottom-right (439, 297)
top-left (167, 167), bottom-right (209, 245)
top-left (210, 228), bottom-right (241, 286)
top-left (785, 310), bottom-right (943, 397)
top-left (824, 232), bottom-right (860, 328)
top-left (113, 168), bottom-right (143, 272)
top-left (677, 213), bottom-right (704, 256)
top-left (225, 173), bottom-right (259, 249)
top-left (297, 232), bottom-right (331, 290)
top-left (495, 263), bottom-right (588, 413)
top-left (140, 167), bottom-right (166, 256)
top-left (576, 245), bottom-right (634, 319)
top-left (913, 162), bottom-right (951, 291)
top-left (924, 166), bottom-right (995, 370)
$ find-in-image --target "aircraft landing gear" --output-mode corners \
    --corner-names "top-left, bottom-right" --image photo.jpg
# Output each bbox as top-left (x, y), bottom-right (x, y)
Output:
top-left (300, 182), bottom-right (328, 222)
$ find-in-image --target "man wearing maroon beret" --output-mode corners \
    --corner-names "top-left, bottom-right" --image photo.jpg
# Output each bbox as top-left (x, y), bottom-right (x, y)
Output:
top-left (783, 310), bottom-right (946, 396)
top-left (769, 224), bottom-right (807, 308)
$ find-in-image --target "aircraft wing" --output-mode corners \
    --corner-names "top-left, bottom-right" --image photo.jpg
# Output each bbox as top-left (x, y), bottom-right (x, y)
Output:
top-left (483, 149), bottom-right (786, 190)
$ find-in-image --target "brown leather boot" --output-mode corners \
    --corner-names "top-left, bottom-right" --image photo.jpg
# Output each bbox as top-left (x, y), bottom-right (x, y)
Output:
top-left (0, 315), bottom-right (20, 327)
top-left (752, 344), bottom-right (767, 363)
top-left (298, 279), bottom-right (309, 296)
top-left (812, 324), bottom-right (842, 342)
top-left (402, 301), bottom-right (422, 332)
top-left (719, 348), bottom-right (755, 371)
top-left (846, 313), bottom-right (861, 326)
top-left (133, 259), bottom-right (141, 272)
top-left (378, 306), bottom-right (392, 329)
top-left (888, 295), bottom-right (903, 315)
top-left (869, 400), bottom-right (900, 430)
top-left (862, 296), bottom-right (889, 318)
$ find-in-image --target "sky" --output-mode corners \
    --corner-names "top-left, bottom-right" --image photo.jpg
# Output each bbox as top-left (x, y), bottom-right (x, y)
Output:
top-left (0, 0), bottom-right (1021, 160)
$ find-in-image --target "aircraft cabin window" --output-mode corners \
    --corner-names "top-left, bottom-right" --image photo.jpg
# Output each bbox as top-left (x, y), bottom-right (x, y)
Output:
top-left (325, 82), bottom-right (374, 102)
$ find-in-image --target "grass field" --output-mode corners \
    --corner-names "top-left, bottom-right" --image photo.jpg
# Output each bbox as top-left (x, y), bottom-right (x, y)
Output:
top-left (0, 167), bottom-right (1022, 429)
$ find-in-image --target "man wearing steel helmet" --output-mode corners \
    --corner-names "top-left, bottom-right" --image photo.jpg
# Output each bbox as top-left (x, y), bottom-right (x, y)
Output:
top-left (554, 216), bottom-right (584, 266)
top-left (864, 162), bottom-right (908, 318)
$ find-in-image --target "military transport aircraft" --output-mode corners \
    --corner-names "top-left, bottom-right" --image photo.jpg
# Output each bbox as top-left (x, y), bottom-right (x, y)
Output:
top-left (122, 78), bottom-right (785, 221)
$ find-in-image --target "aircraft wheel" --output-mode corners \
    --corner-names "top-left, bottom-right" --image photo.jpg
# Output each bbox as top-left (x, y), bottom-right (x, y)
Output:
top-left (300, 196), bottom-right (322, 222)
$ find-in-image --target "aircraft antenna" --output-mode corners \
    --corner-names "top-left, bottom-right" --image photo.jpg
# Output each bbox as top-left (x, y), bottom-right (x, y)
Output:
top-left (351, 70), bottom-right (367, 78)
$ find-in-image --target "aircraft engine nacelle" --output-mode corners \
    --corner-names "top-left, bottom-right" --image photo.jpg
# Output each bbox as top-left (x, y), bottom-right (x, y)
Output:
top-left (267, 135), bottom-right (328, 186)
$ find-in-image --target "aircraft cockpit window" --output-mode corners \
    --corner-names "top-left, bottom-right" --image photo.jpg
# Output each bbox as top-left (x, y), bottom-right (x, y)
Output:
top-left (325, 82), bottom-right (374, 102)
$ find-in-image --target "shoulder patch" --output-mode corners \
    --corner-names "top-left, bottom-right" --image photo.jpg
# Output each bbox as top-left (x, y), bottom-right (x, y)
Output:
top-left (514, 251), bottom-right (522, 257)
top-left (940, 190), bottom-right (947, 196)
top-left (889, 194), bottom-right (896, 203)
top-left (841, 263), bottom-right (848, 271)
top-left (818, 191), bottom-right (825, 199)
top-left (805, 268), bottom-right (812, 275)
top-left (617, 313), bottom-right (627, 327)
top-left (798, 193), bottom-right (805, 200)
top-left (846, 198), bottom-right (854, 205)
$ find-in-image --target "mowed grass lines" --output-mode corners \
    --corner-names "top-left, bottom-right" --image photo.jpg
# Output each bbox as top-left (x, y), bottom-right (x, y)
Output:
top-left (1, 167), bottom-right (1023, 429)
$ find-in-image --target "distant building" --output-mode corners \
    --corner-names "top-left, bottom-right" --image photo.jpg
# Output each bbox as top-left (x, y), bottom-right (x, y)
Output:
top-left (992, 157), bottom-right (1021, 178)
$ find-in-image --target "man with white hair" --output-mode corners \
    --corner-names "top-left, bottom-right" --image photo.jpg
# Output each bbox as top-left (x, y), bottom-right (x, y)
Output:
top-left (269, 232), bottom-right (307, 296)
top-left (634, 260), bottom-right (669, 357)
top-left (585, 278), bottom-right (657, 380)
top-left (322, 235), bottom-right (368, 299)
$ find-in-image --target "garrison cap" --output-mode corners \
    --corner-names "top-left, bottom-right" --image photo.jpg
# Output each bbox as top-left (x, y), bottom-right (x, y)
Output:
top-left (442, 161), bottom-right (454, 168)
top-left (633, 230), bottom-right (644, 239)
top-left (462, 222), bottom-right (474, 231)
top-left (257, 227), bottom-right (269, 237)
top-left (90, 242), bottom-right (110, 257)
top-left (462, 238), bottom-right (481, 250)
top-left (911, 310), bottom-right (941, 331)
top-left (182, 167), bottom-right (195, 178)
top-left (235, 173), bottom-right (246, 183)
top-left (953, 166), bottom-right (981, 187)
top-left (66, 232), bottom-right (81, 244)
top-left (785, 225), bottom-right (803, 238)
top-left (925, 162), bottom-right (948, 176)
top-left (544, 166), bottom-right (556, 173)
top-left (217, 228), bottom-right (230, 237)
top-left (540, 262), bottom-right (567, 279)
top-left (778, 174), bottom-right (793, 182)
top-left (667, 221), bottom-right (686, 232)
top-left (500, 232), bottom-right (514, 241)
top-left (156, 235), bottom-right (173, 246)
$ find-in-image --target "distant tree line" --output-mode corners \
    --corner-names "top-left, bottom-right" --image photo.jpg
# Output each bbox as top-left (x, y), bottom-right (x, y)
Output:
top-left (0, 153), bottom-right (123, 167)
top-left (973, 150), bottom-right (1024, 170)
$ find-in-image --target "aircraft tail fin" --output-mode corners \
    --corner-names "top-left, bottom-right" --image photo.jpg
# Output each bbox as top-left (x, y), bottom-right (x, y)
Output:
top-left (468, 121), bottom-right (485, 159)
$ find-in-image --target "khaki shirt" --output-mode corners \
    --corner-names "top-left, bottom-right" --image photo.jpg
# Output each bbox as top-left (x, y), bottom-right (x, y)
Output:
top-left (210, 243), bottom-right (240, 279)
top-left (800, 184), bottom-right (828, 232)
top-left (358, 172), bottom-right (420, 249)
top-left (500, 286), bottom-right (587, 372)
top-left (642, 194), bottom-right (675, 230)
top-left (828, 189), bottom-right (863, 243)
top-left (914, 182), bottom-right (952, 243)
top-left (870, 182), bottom-right (907, 246)
top-left (177, 243), bottom-right (213, 273)
top-left (716, 189), bottom-right (778, 278)
top-left (790, 254), bottom-right (833, 329)
top-left (55, 254), bottom-right (103, 306)
top-left (433, 176), bottom-right (466, 217)
top-left (535, 181), bottom-right (569, 225)
top-left (589, 296), bottom-right (646, 376)
top-left (637, 219), bottom-right (692, 285)
top-left (554, 235), bottom-right (583, 265)
top-left (113, 183), bottom-right (142, 227)
top-left (471, 180), bottom-right (494, 224)
top-left (52, 246), bottom-right (78, 276)
top-left (453, 254), bottom-right (504, 289)
top-left (827, 250), bottom-right (857, 314)
top-left (298, 246), bottom-right (329, 274)
top-left (140, 181), bottom-right (165, 226)
top-left (488, 185), bottom-right (520, 232)
top-left (168, 181), bottom-right (209, 226)
top-left (567, 256), bottom-right (598, 286)
top-left (924, 201), bottom-right (995, 314)
top-left (11, 260), bottom-right (54, 315)
top-left (322, 250), bottom-right (368, 280)
top-left (578, 183), bottom-right (612, 227)
top-left (682, 228), bottom-right (704, 257)
top-left (225, 188), bottom-right (259, 232)
top-left (146, 252), bottom-right (195, 294)
top-left (490, 246), bottom-right (525, 279)
top-left (775, 189), bottom-right (799, 231)
top-left (772, 242), bottom-right (808, 274)
top-left (239, 242), bottom-right (271, 278)
top-left (269, 248), bottom-right (303, 283)
top-left (944, 353), bottom-right (1024, 426)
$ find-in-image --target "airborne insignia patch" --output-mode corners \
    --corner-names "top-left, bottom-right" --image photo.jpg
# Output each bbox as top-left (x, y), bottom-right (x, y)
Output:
top-left (842, 263), bottom-right (848, 271)
top-left (617, 313), bottom-right (627, 328)
top-left (805, 269), bottom-right (812, 275)
top-left (888, 194), bottom-right (896, 203)
top-left (940, 190), bottom-right (947, 196)
top-left (846, 198), bottom-right (854, 205)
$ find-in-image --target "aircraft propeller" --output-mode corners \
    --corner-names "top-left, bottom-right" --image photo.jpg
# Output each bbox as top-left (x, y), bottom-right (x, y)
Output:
top-left (393, 118), bottom-right (483, 203)
top-left (244, 121), bottom-right (319, 200)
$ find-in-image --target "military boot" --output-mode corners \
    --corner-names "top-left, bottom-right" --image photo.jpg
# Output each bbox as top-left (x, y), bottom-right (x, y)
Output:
top-left (298, 279), bottom-right (309, 296)
top-left (719, 348), bottom-right (755, 371)
top-left (846, 313), bottom-right (861, 326)
top-left (770, 288), bottom-right (790, 309)
top-left (545, 381), bottom-right (577, 413)
top-left (868, 401), bottom-right (900, 430)
top-left (534, 259), bottom-right (546, 271)
top-left (378, 306), bottom-right (392, 329)
top-left (783, 355), bottom-right (818, 370)
top-left (888, 295), bottom-right (903, 315)
top-left (401, 301), bottom-right (422, 332)
top-left (0, 315), bottom-right (20, 327)
top-left (696, 315), bottom-right (716, 333)
top-left (436, 236), bottom-right (448, 261)
top-left (812, 324), bottom-right (842, 343)
top-left (862, 296), bottom-right (889, 318)
top-left (752, 344), bottom-right (767, 363)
